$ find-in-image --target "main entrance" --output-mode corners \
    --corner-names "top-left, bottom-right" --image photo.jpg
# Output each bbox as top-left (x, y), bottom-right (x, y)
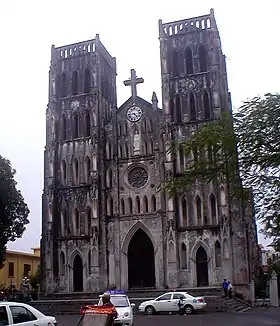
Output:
top-left (73, 254), bottom-right (83, 292)
top-left (196, 246), bottom-right (209, 287)
top-left (128, 228), bottom-right (155, 289)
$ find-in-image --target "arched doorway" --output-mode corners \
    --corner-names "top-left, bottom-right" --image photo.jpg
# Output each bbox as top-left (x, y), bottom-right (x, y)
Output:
top-left (73, 254), bottom-right (83, 292)
top-left (128, 229), bottom-right (155, 289)
top-left (196, 246), bottom-right (209, 287)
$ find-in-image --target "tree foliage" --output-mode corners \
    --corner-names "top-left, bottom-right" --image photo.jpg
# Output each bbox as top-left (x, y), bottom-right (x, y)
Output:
top-left (164, 93), bottom-right (280, 247)
top-left (0, 156), bottom-right (29, 267)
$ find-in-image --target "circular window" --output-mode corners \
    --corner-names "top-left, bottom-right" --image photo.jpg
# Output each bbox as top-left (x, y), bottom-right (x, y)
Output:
top-left (128, 167), bottom-right (148, 188)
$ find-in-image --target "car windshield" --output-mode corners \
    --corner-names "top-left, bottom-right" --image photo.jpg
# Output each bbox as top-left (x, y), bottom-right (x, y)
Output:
top-left (110, 297), bottom-right (129, 307)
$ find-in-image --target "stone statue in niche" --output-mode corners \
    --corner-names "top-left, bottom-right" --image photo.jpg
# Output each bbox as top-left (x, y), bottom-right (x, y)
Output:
top-left (133, 129), bottom-right (140, 154)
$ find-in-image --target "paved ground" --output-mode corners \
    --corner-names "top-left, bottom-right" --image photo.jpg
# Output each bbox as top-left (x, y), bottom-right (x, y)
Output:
top-left (55, 308), bottom-right (280, 326)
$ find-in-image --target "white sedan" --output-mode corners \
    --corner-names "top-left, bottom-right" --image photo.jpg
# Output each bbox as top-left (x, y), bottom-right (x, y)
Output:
top-left (138, 291), bottom-right (207, 315)
top-left (0, 302), bottom-right (57, 326)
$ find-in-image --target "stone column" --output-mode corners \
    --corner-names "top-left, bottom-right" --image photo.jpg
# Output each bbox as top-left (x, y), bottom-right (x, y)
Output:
top-left (269, 271), bottom-right (279, 307)
top-left (250, 279), bottom-right (255, 306)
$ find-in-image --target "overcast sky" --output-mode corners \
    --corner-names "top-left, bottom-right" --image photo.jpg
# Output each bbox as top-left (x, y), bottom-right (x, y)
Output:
top-left (1, 0), bottom-right (279, 252)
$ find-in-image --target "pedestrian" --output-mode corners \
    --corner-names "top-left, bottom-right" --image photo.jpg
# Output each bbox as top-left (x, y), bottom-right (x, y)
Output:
top-left (228, 281), bottom-right (233, 299)
top-left (177, 296), bottom-right (185, 315)
top-left (100, 293), bottom-right (118, 326)
top-left (222, 279), bottom-right (228, 298)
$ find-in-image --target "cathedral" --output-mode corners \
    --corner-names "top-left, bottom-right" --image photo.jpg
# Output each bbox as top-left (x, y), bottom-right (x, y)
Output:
top-left (41, 9), bottom-right (258, 297)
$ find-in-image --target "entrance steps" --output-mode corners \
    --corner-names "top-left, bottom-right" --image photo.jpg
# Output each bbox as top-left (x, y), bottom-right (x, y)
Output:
top-left (32, 287), bottom-right (251, 315)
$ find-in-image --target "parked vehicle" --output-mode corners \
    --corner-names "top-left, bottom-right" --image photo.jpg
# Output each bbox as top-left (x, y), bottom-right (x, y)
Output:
top-left (0, 301), bottom-right (57, 326)
top-left (138, 291), bottom-right (207, 315)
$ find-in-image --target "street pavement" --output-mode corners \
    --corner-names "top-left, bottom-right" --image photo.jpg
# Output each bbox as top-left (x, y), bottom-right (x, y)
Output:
top-left (55, 308), bottom-right (280, 326)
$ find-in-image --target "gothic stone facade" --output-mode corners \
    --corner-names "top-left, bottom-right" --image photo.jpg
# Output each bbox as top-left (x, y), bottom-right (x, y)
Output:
top-left (41, 9), bottom-right (258, 295)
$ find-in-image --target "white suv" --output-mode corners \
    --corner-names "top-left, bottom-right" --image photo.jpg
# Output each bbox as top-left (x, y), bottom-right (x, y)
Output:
top-left (138, 291), bottom-right (207, 315)
top-left (98, 293), bottom-right (135, 326)
top-left (0, 302), bottom-right (57, 326)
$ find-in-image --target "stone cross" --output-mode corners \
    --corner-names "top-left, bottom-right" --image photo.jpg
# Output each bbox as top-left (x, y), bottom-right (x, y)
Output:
top-left (124, 69), bottom-right (144, 98)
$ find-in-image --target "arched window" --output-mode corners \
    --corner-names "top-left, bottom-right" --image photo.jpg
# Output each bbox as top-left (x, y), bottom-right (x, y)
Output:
top-left (175, 95), bottom-right (182, 123)
top-left (143, 196), bottom-right (148, 213)
top-left (85, 111), bottom-right (91, 136)
top-left (185, 47), bottom-right (193, 75)
top-left (151, 195), bottom-right (156, 212)
top-left (182, 198), bottom-right (187, 226)
top-left (190, 93), bottom-right (196, 121)
top-left (61, 115), bottom-right (67, 141)
top-left (148, 118), bottom-right (152, 132)
top-left (173, 50), bottom-right (179, 77)
top-left (84, 68), bottom-right (91, 93)
top-left (195, 196), bottom-right (202, 226)
top-left (144, 142), bottom-right (148, 155)
top-left (73, 208), bottom-right (80, 235)
top-left (215, 240), bottom-right (222, 267)
top-left (108, 169), bottom-right (113, 187)
top-left (199, 45), bottom-right (207, 73)
top-left (87, 208), bottom-right (91, 235)
top-left (181, 243), bottom-right (187, 270)
top-left (60, 252), bottom-right (65, 275)
top-left (108, 197), bottom-right (114, 216)
top-left (88, 250), bottom-right (91, 274)
top-left (73, 113), bottom-right (79, 138)
top-left (179, 145), bottom-right (184, 171)
top-left (150, 141), bottom-right (154, 154)
top-left (209, 194), bottom-right (217, 224)
top-left (203, 92), bottom-right (211, 119)
top-left (142, 118), bottom-right (147, 133)
top-left (61, 210), bottom-right (68, 236)
top-left (61, 72), bottom-right (67, 98)
top-left (62, 160), bottom-right (67, 185)
top-left (85, 156), bottom-right (91, 183)
top-left (125, 143), bottom-right (129, 157)
top-left (73, 158), bottom-right (79, 184)
top-left (121, 199), bottom-right (125, 215)
top-left (72, 70), bottom-right (78, 95)
top-left (136, 196), bottom-right (140, 213)
top-left (128, 198), bottom-right (133, 214)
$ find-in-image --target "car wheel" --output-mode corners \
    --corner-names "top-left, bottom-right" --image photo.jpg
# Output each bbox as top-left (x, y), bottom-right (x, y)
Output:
top-left (145, 306), bottom-right (155, 315)
top-left (184, 305), bottom-right (194, 315)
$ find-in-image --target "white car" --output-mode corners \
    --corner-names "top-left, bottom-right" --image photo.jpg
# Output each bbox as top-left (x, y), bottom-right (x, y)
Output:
top-left (138, 291), bottom-right (207, 315)
top-left (98, 293), bottom-right (135, 326)
top-left (0, 301), bottom-right (57, 326)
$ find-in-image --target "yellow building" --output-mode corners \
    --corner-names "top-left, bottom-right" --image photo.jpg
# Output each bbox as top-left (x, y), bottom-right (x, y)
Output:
top-left (0, 248), bottom-right (40, 289)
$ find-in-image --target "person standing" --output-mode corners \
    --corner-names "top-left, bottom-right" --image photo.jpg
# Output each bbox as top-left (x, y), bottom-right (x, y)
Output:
top-left (228, 281), bottom-right (233, 299)
top-left (100, 293), bottom-right (118, 326)
top-left (222, 279), bottom-right (229, 298)
top-left (177, 296), bottom-right (185, 315)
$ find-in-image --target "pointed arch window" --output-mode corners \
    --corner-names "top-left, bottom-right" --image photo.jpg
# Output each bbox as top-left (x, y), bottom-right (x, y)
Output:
top-left (136, 196), bottom-right (140, 213)
top-left (85, 111), bottom-right (91, 136)
top-left (121, 199), bottom-right (125, 215)
top-left (210, 194), bottom-right (217, 224)
top-left (84, 68), bottom-right (91, 94)
top-left (190, 93), bottom-right (196, 121)
top-left (124, 122), bottom-right (128, 136)
top-left (175, 95), bottom-right (182, 123)
top-left (61, 72), bottom-right (67, 98)
top-left (73, 158), bottom-right (79, 184)
top-left (179, 144), bottom-right (184, 171)
top-left (185, 47), bottom-right (193, 75)
top-left (125, 143), bottom-right (129, 157)
top-left (87, 208), bottom-right (91, 235)
top-left (215, 240), bottom-right (222, 267)
top-left (73, 113), bottom-right (79, 138)
top-left (72, 70), bottom-right (78, 95)
top-left (203, 92), bottom-right (211, 119)
top-left (143, 196), bottom-right (148, 213)
top-left (199, 45), bottom-right (207, 73)
top-left (60, 252), bottom-right (65, 275)
top-left (148, 118), bottom-right (152, 132)
top-left (107, 169), bottom-right (113, 188)
top-left (173, 50), bottom-right (179, 77)
top-left (181, 243), bottom-right (187, 270)
top-left (61, 115), bottom-right (67, 141)
top-left (62, 160), bottom-right (67, 185)
top-left (182, 197), bottom-right (187, 226)
top-left (142, 118), bottom-right (147, 133)
top-left (150, 141), bottom-right (154, 154)
top-left (108, 197), bottom-right (114, 216)
top-left (128, 197), bottom-right (133, 214)
top-left (85, 157), bottom-right (91, 183)
top-left (151, 195), bottom-right (156, 212)
top-left (74, 208), bottom-right (80, 235)
top-left (61, 210), bottom-right (68, 236)
top-left (195, 196), bottom-right (202, 227)
top-left (144, 142), bottom-right (148, 155)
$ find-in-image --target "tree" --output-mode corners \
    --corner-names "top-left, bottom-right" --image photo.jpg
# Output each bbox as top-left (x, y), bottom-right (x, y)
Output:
top-left (164, 93), bottom-right (280, 248)
top-left (29, 265), bottom-right (40, 290)
top-left (0, 155), bottom-right (29, 267)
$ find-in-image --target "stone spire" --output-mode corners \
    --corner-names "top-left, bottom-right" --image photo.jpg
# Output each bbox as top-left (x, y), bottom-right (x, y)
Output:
top-left (152, 92), bottom-right (158, 110)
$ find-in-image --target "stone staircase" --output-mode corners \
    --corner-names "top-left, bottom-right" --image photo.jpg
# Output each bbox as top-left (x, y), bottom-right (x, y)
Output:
top-left (30, 287), bottom-right (251, 315)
